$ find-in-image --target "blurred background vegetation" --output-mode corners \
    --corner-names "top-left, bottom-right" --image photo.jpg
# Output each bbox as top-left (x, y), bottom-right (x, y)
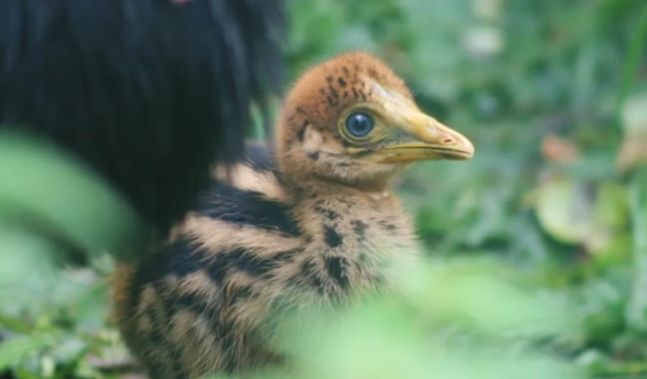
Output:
top-left (1, 0), bottom-right (646, 378)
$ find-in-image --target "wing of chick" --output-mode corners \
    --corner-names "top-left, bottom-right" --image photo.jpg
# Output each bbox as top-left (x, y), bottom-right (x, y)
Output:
top-left (112, 143), bottom-right (301, 377)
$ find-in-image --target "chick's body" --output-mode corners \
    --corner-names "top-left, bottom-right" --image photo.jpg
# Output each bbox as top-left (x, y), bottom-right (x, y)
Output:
top-left (113, 52), bottom-right (474, 378)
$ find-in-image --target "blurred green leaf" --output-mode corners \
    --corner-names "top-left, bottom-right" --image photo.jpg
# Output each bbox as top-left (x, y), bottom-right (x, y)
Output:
top-left (0, 132), bottom-right (146, 262)
top-left (618, 93), bottom-right (647, 172)
top-left (0, 334), bottom-right (58, 371)
top-left (534, 176), bottom-right (628, 255)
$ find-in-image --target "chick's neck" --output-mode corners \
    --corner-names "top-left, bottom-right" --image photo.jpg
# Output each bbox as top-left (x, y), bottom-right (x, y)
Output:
top-left (280, 169), bottom-right (395, 203)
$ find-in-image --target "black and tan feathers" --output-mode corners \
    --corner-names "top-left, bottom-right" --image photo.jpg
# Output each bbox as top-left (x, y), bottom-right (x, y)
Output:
top-left (112, 52), bottom-right (474, 378)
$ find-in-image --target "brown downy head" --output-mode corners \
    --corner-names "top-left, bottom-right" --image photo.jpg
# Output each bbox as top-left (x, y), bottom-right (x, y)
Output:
top-left (276, 52), bottom-right (474, 189)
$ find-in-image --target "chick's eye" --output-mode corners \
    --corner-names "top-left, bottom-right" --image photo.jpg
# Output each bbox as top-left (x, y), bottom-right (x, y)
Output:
top-left (345, 112), bottom-right (374, 138)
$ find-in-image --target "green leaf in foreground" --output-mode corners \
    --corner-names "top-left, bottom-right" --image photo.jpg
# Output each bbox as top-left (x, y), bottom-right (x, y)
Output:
top-left (0, 334), bottom-right (58, 372)
top-left (0, 131), bottom-right (148, 262)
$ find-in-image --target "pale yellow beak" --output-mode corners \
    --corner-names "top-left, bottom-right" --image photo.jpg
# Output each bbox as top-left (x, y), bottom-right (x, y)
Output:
top-left (378, 97), bottom-right (475, 163)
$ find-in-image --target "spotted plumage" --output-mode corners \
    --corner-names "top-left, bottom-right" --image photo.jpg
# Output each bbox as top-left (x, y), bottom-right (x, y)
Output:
top-left (112, 52), bottom-right (474, 378)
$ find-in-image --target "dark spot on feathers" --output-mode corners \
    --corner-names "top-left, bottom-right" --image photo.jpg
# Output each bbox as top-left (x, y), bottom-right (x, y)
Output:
top-left (378, 220), bottom-right (397, 231)
top-left (272, 249), bottom-right (300, 262)
top-left (226, 285), bottom-right (255, 305)
top-left (296, 259), bottom-right (324, 292)
top-left (324, 226), bottom-right (343, 248)
top-left (307, 152), bottom-right (320, 160)
top-left (207, 254), bottom-right (231, 284)
top-left (351, 220), bottom-right (368, 239)
top-left (207, 248), bottom-right (278, 283)
top-left (315, 206), bottom-right (339, 221)
top-left (234, 250), bottom-right (278, 277)
top-left (337, 77), bottom-right (347, 87)
top-left (325, 256), bottom-right (349, 289)
top-left (173, 290), bottom-right (214, 315)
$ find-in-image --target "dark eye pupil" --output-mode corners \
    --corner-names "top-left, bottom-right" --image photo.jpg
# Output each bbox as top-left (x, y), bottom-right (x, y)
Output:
top-left (345, 112), bottom-right (374, 137)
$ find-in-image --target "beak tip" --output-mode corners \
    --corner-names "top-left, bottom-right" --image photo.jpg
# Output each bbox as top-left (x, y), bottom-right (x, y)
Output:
top-left (465, 141), bottom-right (476, 159)
top-left (453, 135), bottom-right (475, 160)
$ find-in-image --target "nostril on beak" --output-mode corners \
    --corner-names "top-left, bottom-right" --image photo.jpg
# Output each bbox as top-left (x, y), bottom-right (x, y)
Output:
top-left (444, 138), bottom-right (453, 144)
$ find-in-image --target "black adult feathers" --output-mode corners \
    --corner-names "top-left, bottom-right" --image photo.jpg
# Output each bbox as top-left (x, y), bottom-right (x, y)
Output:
top-left (0, 0), bottom-right (284, 234)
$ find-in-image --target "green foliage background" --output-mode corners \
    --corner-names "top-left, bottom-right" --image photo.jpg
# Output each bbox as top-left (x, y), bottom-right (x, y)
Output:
top-left (1, 0), bottom-right (646, 378)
